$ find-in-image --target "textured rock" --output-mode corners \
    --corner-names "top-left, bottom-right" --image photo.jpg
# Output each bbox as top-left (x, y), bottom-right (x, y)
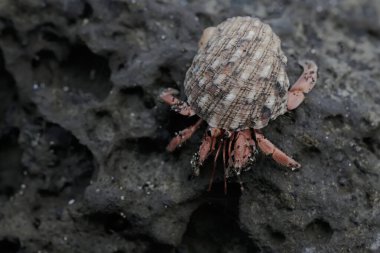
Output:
top-left (0, 0), bottom-right (379, 252)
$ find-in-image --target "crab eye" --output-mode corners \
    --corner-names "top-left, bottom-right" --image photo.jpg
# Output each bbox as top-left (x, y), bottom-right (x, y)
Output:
top-left (224, 130), bottom-right (232, 138)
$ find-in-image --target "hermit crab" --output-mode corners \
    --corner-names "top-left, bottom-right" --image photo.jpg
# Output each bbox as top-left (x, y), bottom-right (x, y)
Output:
top-left (160, 17), bottom-right (317, 189)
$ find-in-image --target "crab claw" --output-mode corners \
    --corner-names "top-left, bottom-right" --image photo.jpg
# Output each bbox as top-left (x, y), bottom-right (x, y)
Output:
top-left (292, 60), bottom-right (318, 93)
top-left (159, 88), bottom-right (179, 103)
top-left (232, 129), bottom-right (255, 171)
top-left (287, 60), bottom-right (318, 111)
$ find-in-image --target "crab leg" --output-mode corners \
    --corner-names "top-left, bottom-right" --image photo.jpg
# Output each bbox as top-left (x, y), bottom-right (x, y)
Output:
top-left (191, 128), bottom-right (222, 177)
top-left (254, 130), bottom-right (301, 170)
top-left (166, 119), bottom-right (203, 152)
top-left (198, 128), bottom-right (222, 165)
top-left (160, 88), bottom-right (196, 116)
top-left (287, 60), bottom-right (318, 110)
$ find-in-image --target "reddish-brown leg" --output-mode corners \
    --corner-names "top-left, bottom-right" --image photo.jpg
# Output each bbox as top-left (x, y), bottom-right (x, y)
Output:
top-left (232, 129), bottom-right (255, 172)
top-left (287, 60), bottom-right (318, 110)
top-left (208, 139), bottom-right (223, 191)
top-left (191, 128), bottom-right (222, 177)
top-left (166, 119), bottom-right (203, 152)
top-left (254, 130), bottom-right (301, 170)
top-left (160, 88), bottom-right (196, 116)
top-left (222, 140), bottom-right (228, 194)
top-left (197, 128), bottom-right (222, 166)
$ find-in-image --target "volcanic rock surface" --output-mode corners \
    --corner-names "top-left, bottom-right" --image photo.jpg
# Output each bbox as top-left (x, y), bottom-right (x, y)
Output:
top-left (0, 0), bottom-right (379, 252)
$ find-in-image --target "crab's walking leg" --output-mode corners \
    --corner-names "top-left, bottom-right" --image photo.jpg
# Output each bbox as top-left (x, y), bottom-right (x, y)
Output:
top-left (191, 128), bottom-right (222, 176)
top-left (160, 88), bottom-right (196, 116)
top-left (198, 128), bottom-right (222, 165)
top-left (287, 60), bottom-right (318, 110)
top-left (166, 119), bottom-right (203, 152)
top-left (254, 130), bottom-right (301, 170)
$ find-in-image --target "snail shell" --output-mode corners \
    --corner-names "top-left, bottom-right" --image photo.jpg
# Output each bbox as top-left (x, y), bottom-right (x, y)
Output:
top-left (184, 16), bottom-right (290, 130)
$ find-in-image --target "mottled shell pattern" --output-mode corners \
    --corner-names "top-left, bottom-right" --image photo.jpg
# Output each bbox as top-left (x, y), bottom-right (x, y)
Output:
top-left (184, 16), bottom-right (290, 130)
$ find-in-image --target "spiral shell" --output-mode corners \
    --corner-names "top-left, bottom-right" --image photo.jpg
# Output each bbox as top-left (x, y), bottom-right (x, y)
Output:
top-left (184, 17), bottom-right (290, 130)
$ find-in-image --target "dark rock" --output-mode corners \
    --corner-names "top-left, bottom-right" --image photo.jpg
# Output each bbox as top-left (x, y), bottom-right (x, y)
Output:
top-left (0, 0), bottom-right (379, 252)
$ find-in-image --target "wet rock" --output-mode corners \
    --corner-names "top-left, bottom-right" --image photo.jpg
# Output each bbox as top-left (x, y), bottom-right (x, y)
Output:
top-left (0, 0), bottom-right (379, 252)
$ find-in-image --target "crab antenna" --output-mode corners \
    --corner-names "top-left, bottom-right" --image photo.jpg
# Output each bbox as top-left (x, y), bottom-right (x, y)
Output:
top-left (223, 140), bottom-right (228, 194)
top-left (208, 139), bottom-right (223, 192)
top-left (228, 132), bottom-right (235, 167)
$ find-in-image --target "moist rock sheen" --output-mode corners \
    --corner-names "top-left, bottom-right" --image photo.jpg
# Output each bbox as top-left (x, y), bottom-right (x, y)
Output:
top-left (185, 17), bottom-right (289, 130)
top-left (0, 0), bottom-right (380, 252)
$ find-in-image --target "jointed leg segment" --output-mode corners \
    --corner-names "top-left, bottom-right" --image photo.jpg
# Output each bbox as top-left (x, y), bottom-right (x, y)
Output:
top-left (198, 128), bottom-right (222, 166)
top-left (166, 119), bottom-right (203, 152)
top-left (254, 130), bottom-right (301, 170)
top-left (160, 88), bottom-right (196, 116)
